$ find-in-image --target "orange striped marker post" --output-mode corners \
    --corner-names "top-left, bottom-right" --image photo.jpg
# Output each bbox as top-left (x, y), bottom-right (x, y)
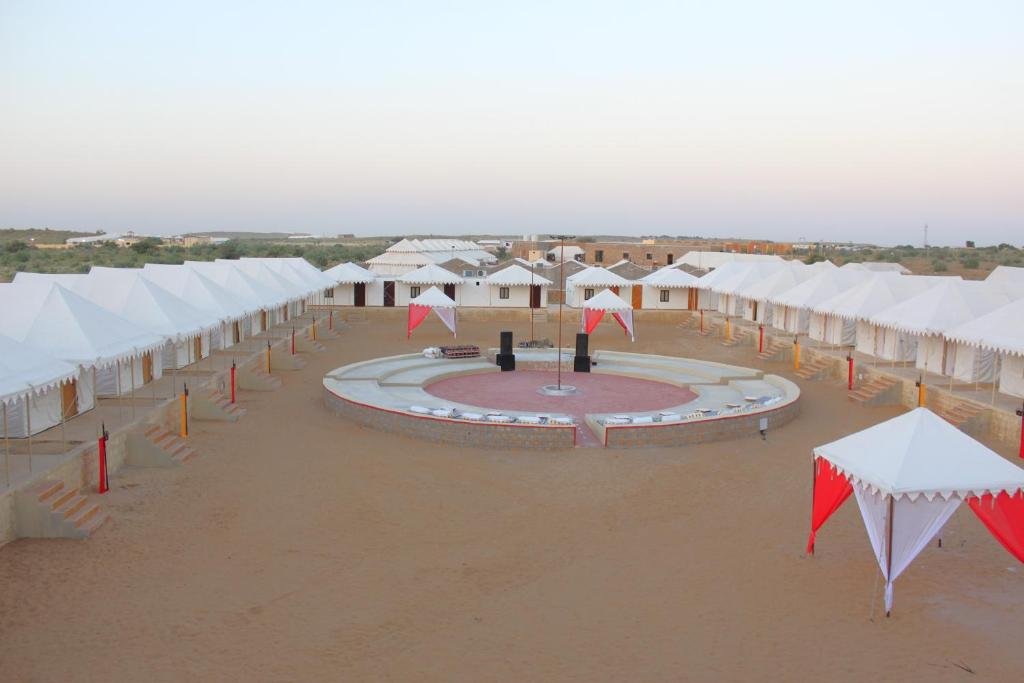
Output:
top-left (266, 341), bottom-right (272, 374)
top-left (758, 325), bottom-right (764, 353)
top-left (847, 355), bottom-right (854, 390)
top-left (329, 310), bottom-right (333, 331)
top-left (916, 377), bottom-right (926, 407)
top-left (291, 328), bottom-right (296, 355)
top-left (180, 384), bottom-right (189, 438)
top-left (793, 338), bottom-right (801, 371)
top-left (230, 361), bottom-right (237, 404)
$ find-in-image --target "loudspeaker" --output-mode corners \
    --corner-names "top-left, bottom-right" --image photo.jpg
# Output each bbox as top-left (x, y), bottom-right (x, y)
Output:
top-left (500, 330), bottom-right (513, 355)
top-left (575, 333), bottom-right (589, 357)
top-left (574, 355), bottom-right (591, 373)
top-left (496, 353), bottom-right (516, 371)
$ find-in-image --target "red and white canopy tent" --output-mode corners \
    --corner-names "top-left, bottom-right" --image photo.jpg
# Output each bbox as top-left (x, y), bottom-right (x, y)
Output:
top-left (808, 408), bottom-right (1024, 615)
top-left (581, 288), bottom-right (635, 341)
top-left (407, 286), bottom-right (457, 339)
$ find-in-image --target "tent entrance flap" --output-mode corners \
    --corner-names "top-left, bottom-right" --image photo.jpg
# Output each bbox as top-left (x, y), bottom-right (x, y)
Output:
top-left (807, 457), bottom-right (853, 554)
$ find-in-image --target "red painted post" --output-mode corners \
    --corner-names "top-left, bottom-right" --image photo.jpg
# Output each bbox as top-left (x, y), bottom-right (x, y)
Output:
top-left (847, 355), bottom-right (854, 391)
top-left (329, 310), bottom-right (333, 331)
top-left (291, 328), bottom-right (296, 355)
top-left (758, 325), bottom-right (764, 353)
top-left (97, 425), bottom-right (109, 494)
top-left (1017, 404), bottom-right (1023, 459)
top-left (230, 361), bottom-right (237, 404)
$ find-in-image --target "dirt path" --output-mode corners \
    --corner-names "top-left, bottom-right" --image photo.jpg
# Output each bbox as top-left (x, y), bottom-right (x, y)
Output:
top-left (1, 315), bottom-right (1022, 681)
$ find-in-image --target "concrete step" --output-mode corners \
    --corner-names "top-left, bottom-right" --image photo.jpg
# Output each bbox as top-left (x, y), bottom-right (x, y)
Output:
top-left (849, 377), bottom-right (898, 404)
top-left (16, 481), bottom-right (108, 540)
top-left (757, 341), bottom-right (788, 361)
top-left (794, 358), bottom-right (833, 380)
top-left (721, 329), bottom-right (754, 347)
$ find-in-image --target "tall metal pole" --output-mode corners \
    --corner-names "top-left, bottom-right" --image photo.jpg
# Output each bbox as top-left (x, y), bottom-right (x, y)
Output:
top-left (551, 234), bottom-right (575, 390)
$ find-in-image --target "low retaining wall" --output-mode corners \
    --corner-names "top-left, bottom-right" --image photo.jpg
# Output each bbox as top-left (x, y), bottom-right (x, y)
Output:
top-left (602, 395), bottom-right (801, 448)
top-left (324, 387), bottom-right (577, 450)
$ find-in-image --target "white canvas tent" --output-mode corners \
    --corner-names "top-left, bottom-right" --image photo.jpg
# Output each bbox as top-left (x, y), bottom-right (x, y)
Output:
top-left (809, 408), bottom-right (1024, 614)
top-left (565, 267), bottom-right (632, 307)
top-left (946, 297), bottom-right (1024, 394)
top-left (184, 260), bottom-right (286, 335)
top-left (485, 265), bottom-right (552, 308)
top-left (0, 282), bottom-right (164, 400)
top-left (0, 334), bottom-right (80, 440)
top-left (866, 280), bottom-right (1013, 371)
top-left (731, 262), bottom-right (816, 325)
top-left (640, 266), bottom-right (699, 310)
top-left (581, 288), bottom-right (635, 341)
top-left (711, 261), bottom-right (788, 317)
top-left (143, 264), bottom-right (253, 350)
top-left (83, 267), bottom-right (218, 373)
top-left (768, 268), bottom-right (868, 335)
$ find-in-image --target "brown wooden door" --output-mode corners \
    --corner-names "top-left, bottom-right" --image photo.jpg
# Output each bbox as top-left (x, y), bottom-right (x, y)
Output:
top-left (61, 379), bottom-right (79, 419)
top-left (383, 281), bottom-right (395, 307)
top-left (529, 285), bottom-right (541, 309)
top-left (142, 353), bottom-right (153, 383)
top-left (443, 284), bottom-right (456, 300)
top-left (354, 282), bottom-right (366, 307)
top-left (260, 310), bottom-right (268, 330)
top-left (611, 286), bottom-right (619, 295)
top-left (233, 321), bottom-right (241, 344)
top-left (193, 336), bottom-right (203, 362)
top-left (631, 285), bottom-right (643, 309)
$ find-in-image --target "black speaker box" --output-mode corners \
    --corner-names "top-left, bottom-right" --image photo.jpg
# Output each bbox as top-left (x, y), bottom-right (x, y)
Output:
top-left (574, 355), bottom-right (591, 373)
top-left (575, 332), bottom-right (589, 357)
top-left (496, 353), bottom-right (516, 371)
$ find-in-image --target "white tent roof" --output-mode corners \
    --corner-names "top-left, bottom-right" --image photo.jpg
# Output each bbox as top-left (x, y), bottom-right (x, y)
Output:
top-left (0, 333), bottom-right (78, 405)
top-left (324, 262), bottom-right (377, 284)
top-left (398, 263), bottom-right (464, 285)
top-left (692, 260), bottom-right (752, 290)
top-left (216, 259), bottom-right (306, 302)
top-left (986, 266), bottom-right (1024, 286)
top-left (945, 297), bottom-right (1024, 356)
top-left (485, 264), bottom-right (553, 286)
top-left (815, 408), bottom-right (1024, 500)
top-left (867, 279), bottom-right (1013, 336)
top-left (82, 267), bottom-right (217, 342)
top-left (184, 260), bottom-right (288, 310)
top-left (547, 245), bottom-right (585, 260)
top-left (582, 288), bottom-right (632, 312)
top-left (12, 272), bottom-right (89, 288)
top-left (768, 267), bottom-right (868, 307)
top-left (143, 264), bottom-right (253, 320)
top-left (734, 263), bottom-right (815, 302)
top-left (678, 251), bottom-right (784, 271)
top-left (641, 266), bottom-right (699, 288)
top-left (244, 257), bottom-right (333, 291)
top-left (409, 286), bottom-right (456, 308)
top-left (810, 274), bottom-right (951, 320)
top-left (712, 262), bottom-right (788, 295)
top-left (0, 282), bottom-right (164, 368)
top-left (567, 266), bottom-right (632, 288)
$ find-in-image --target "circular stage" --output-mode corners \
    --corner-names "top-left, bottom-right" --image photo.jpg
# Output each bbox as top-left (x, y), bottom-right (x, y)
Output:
top-left (323, 349), bottom-right (801, 449)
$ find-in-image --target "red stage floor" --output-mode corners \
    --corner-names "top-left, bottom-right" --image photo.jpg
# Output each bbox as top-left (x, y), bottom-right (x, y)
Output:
top-left (425, 371), bottom-right (698, 446)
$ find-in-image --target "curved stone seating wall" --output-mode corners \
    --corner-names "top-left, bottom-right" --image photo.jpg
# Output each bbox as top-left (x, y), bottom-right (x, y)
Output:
top-left (323, 351), bottom-right (800, 450)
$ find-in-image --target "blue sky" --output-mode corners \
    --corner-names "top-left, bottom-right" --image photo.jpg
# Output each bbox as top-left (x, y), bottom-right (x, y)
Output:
top-left (1, 1), bottom-right (1021, 245)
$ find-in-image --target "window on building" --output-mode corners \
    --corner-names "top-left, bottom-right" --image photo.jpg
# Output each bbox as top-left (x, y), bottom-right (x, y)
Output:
top-left (595, 249), bottom-right (604, 262)
top-left (463, 269), bottom-right (475, 277)
top-left (646, 253), bottom-right (653, 260)
top-left (667, 253), bottom-right (674, 265)
top-left (660, 289), bottom-right (670, 303)
top-left (499, 287), bottom-right (510, 300)
top-left (584, 288), bottom-right (595, 300)
top-left (410, 286), bottom-right (421, 298)
top-left (478, 270), bottom-right (485, 276)
top-left (324, 288), bottom-right (334, 299)
top-left (622, 252), bottom-right (630, 260)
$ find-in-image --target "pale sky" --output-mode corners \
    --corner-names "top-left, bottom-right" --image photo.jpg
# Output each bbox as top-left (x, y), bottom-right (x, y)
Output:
top-left (1, 1), bottom-right (1021, 246)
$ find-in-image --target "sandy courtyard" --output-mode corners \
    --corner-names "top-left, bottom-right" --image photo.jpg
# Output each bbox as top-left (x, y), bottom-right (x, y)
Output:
top-left (2, 315), bottom-right (1023, 681)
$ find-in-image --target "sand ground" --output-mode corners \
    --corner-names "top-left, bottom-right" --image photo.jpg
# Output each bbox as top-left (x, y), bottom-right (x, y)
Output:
top-left (1, 315), bottom-right (1022, 681)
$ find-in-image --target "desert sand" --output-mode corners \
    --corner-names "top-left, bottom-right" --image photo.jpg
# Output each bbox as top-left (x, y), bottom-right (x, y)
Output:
top-left (1, 314), bottom-right (1022, 681)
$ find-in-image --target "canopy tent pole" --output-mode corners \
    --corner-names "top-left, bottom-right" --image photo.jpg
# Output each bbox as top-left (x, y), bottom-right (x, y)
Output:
top-left (117, 358), bottom-right (123, 428)
top-left (130, 356), bottom-right (136, 421)
top-left (60, 383), bottom-right (67, 452)
top-left (885, 495), bottom-right (894, 617)
top-left (3, 402), bottom-right (10, 488)
top-left (27, 393), bottom-right (33, 474)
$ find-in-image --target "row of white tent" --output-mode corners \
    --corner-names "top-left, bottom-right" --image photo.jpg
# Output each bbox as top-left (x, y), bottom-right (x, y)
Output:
top-left (0, 258), bottom-right (334, 439)
top-left (684, 260), bottom-right (1024, 398)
